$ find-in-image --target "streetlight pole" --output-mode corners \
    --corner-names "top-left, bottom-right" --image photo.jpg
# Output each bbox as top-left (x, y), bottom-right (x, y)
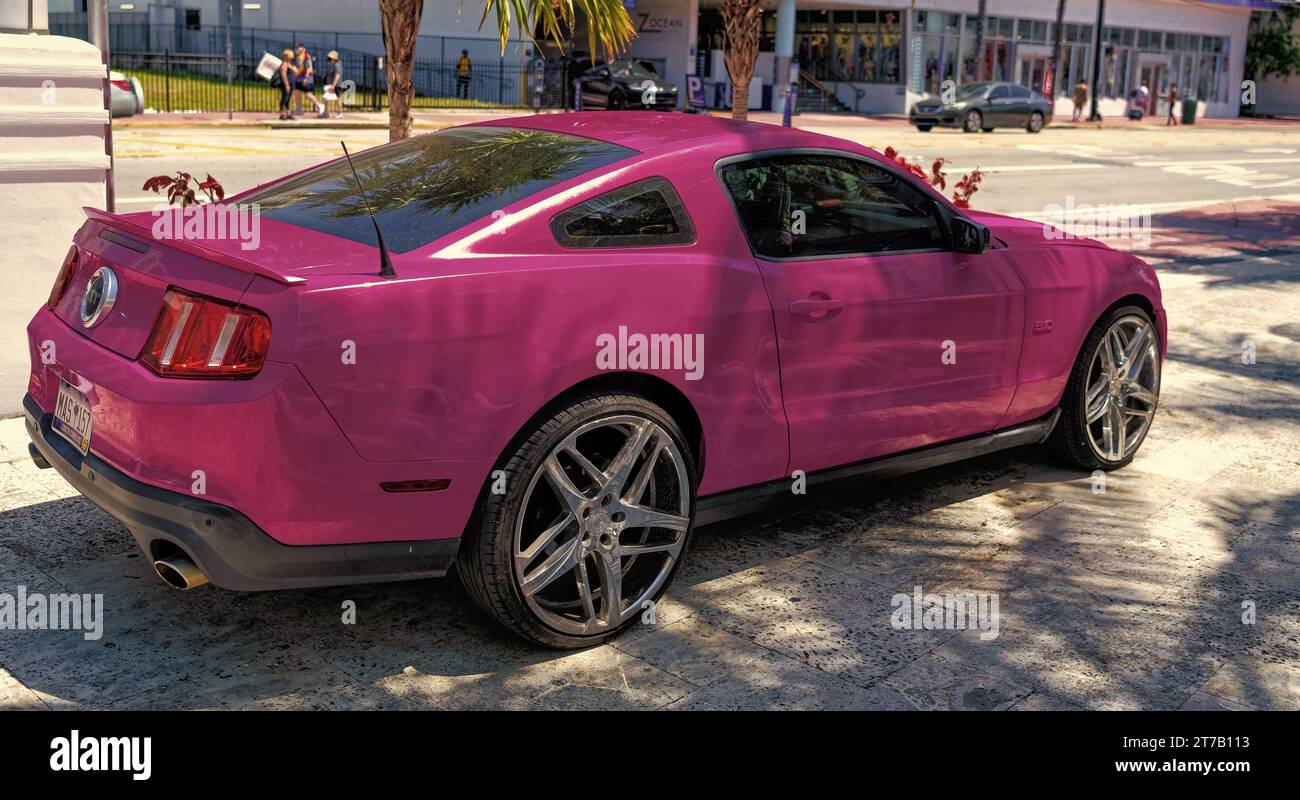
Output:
top-left (1088, 0), bottom-right (1105, 121)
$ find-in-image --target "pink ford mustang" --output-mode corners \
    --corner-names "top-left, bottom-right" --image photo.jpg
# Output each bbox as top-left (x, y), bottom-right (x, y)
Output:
top-left (25, 113), bottom-right (1165, 648)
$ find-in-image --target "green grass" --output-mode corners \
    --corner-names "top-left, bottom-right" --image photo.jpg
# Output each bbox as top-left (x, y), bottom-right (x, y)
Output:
top-left (120, 67), bottom-right (517, 113)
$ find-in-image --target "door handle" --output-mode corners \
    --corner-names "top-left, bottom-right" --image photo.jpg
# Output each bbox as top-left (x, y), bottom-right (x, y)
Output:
top-left (789, 297), bottom-right (844, 317)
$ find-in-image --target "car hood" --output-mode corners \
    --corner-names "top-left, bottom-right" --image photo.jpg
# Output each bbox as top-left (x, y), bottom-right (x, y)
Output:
top-left (964, 209), bottom-right (1108, 250)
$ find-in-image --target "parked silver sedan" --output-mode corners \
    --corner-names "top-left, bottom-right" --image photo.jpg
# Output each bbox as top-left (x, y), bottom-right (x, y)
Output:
top-left (910, 81), bottom-right (1052, 133)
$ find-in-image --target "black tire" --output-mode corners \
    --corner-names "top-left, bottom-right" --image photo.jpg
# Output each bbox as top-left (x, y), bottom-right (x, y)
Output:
top-left (1047, 305), bottom-right (1161, 471)
top-left (457, 391), bottom-right (698, 649)
top-left (916, 124), bottom-right (933, 132)
top-left (1027, 111), bottom-right (1044, 132)
top-left (963, 109), bottom-right (983, 132)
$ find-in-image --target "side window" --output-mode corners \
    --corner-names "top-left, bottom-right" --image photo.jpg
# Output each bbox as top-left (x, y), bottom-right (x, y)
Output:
top-left (719, 154), bottom-right (945, 259)
top-left (990, 85), bottom-right (1012, 99)
top-left (1009, 85), bottom-right (1032, 99)
top-left (551, 177), bottom-right (696, 248)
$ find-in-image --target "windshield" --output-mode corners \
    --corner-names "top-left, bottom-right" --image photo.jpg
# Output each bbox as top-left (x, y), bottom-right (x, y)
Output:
top-left (242, 127), bottom-right (636, 253)
top-left (956, 83), bottom-right (992, 99)
top-left (607, 60), bottom-right (654, 80)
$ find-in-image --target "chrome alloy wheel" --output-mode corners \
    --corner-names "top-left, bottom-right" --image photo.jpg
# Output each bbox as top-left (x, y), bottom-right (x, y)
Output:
top-left (1084, 314), bottom-right (1160, 462)
top-left (513, 415), bottom-right (691, 636)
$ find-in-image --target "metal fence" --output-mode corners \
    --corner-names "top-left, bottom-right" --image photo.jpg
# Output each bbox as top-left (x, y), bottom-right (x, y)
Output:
top-left (52, 14), bottom-right (557, 111)
top-left (114, 51), bottom-right (564, 113)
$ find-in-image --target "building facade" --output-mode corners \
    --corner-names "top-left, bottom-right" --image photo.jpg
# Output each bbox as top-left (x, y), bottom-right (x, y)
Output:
top-left (52, 0), bottom-right (1265, 117)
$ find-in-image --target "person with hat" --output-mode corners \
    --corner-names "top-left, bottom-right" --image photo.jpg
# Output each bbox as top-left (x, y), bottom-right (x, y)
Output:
top-left (323, 50), bottom-right (344, 119)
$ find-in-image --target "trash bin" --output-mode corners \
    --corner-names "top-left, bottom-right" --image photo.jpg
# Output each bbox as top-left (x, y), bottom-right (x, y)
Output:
top-left (1181, 98), bottom-right (1197, 125)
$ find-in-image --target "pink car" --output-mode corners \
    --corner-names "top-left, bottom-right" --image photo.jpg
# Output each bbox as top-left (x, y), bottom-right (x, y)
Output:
top-left (25, 113), bottom-right (1165, 648)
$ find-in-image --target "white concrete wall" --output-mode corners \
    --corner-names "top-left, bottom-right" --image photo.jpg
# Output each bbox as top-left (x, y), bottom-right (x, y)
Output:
top-left (159, 0), bottom-right (529, 63)
top-left (621, 0), bottom-right (699, 104)
top-left (0, 32), bottom-right (108, 410)
top-left (1254, 17), bottom-right (1300, 116)
top-left (1255, 73), bottom-right (1300, 117)
top-left (0, 1), bottom-right (49, 32)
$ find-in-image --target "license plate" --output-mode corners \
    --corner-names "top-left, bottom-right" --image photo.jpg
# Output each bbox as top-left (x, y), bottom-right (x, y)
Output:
top-left (52, 381), bottom-right (93, 456)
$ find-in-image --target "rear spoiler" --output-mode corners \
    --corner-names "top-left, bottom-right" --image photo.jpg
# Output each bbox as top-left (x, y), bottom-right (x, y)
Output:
top-left (83, 207), bottom-right (305, 286)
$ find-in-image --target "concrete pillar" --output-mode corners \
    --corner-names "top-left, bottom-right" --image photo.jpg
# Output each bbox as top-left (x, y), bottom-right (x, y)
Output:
top-left (0, 31), bottom-right (108, 409)
top-left (772, 0), bottom-right (796, 114)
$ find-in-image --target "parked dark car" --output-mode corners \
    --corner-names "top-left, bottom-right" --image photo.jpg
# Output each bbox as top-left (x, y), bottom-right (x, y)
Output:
top-left (578, 59), bottom-right (677, 111)
top-left (910, 81), bottom-right (1052, 133)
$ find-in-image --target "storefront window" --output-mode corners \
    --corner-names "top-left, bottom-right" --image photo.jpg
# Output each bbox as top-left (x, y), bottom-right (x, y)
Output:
top-left (880, 10), bottom-right (901, 82)
top-left (915, 11), bottom-right (961, 92)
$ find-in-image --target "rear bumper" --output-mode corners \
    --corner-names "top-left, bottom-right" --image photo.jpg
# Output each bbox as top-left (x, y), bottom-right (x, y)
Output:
top-left (24, 394), bottom-right (459, 591)
top-left (27, 307), bottom-right (490, 548)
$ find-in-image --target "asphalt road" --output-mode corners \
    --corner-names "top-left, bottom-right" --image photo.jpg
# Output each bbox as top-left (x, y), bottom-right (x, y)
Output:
top-left (109, 120), bottom-right (1300, 218)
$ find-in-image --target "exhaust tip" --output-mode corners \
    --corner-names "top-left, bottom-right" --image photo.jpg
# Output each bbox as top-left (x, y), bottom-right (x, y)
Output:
top-left (28, 443), bottom-right (51, 470)
top-left (153, 555), bottom-right (209, 590)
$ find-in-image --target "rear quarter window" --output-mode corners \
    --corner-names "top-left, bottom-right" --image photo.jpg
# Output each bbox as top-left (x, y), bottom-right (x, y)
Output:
top-left (241, 127), bottom-right (636, 253)
top-left (551, 177), bottom-right (695, 248)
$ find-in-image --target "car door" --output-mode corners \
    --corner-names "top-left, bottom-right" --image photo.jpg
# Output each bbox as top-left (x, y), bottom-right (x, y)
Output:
top-left (718, 152), bottom-right (1026, 474)
top-left (1005, 84), bottom-right (1034, 126)
top-left (581, 67), bottom-right (613, 108)
top-left (985, 84), bottom-right (1015, 125)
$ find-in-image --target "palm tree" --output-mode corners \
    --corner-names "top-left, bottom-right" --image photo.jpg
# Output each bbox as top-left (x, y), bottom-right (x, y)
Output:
top-left (378, 0), bottom-right (635, 141)
top-left (721, 0), bottom-right (763, 121)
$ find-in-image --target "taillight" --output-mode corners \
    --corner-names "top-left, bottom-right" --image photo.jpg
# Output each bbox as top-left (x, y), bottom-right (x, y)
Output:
top-left (139, 288), bottom-right (271, 379)
top-left (48, 246), bottom-right (79, 310)
top-left (111, 79), bottom-right (132, 93)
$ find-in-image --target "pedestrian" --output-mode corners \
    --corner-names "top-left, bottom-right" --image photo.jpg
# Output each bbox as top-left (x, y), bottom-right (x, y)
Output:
top-left (274, 48), bottom-right (297, 120)
top-left (1125, 86), bottom-right (1142, 120)
top-left (322, 50), bottom-right (344, 119)
top-left (1165, 83), bottom-right (1179, 126)
top-left (1072, 79), bottom-right (1088, 122)
top-left (294, 43), bottom-right (325, 117)
top-left (456, 49), bottom-right (472, 99)
top-left (1136, 82), bottom-right (1150, 115)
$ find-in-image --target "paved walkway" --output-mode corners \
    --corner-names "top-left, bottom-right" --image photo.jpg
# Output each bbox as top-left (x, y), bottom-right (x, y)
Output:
top-left (1, 201), bottom-right (1297, 710)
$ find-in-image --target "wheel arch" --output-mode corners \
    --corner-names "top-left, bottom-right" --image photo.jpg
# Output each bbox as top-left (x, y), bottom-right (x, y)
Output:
top-left (490, 371), bottom-right (706, 485)
top-left (1097, 292), bottom-right (1160, 344)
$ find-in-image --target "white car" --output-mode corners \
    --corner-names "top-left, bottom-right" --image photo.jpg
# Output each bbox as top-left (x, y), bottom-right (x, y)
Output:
top-left (109, 71), bottom-right (144, 117)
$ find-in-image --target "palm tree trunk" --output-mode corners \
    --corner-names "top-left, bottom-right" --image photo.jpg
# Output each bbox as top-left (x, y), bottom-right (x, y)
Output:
top-left (721, 0), bottom-right (762, 121)
top-left (1052, 0), bottom-right (1068, 105)
top-left (973, 0), bottom-right (987, 82)
top-left (379, 0), bottom-right (424, 141)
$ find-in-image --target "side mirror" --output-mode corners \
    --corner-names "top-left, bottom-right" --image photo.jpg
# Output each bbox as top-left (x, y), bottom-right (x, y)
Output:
top-left (952, 217), bottom-right (991, 254)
